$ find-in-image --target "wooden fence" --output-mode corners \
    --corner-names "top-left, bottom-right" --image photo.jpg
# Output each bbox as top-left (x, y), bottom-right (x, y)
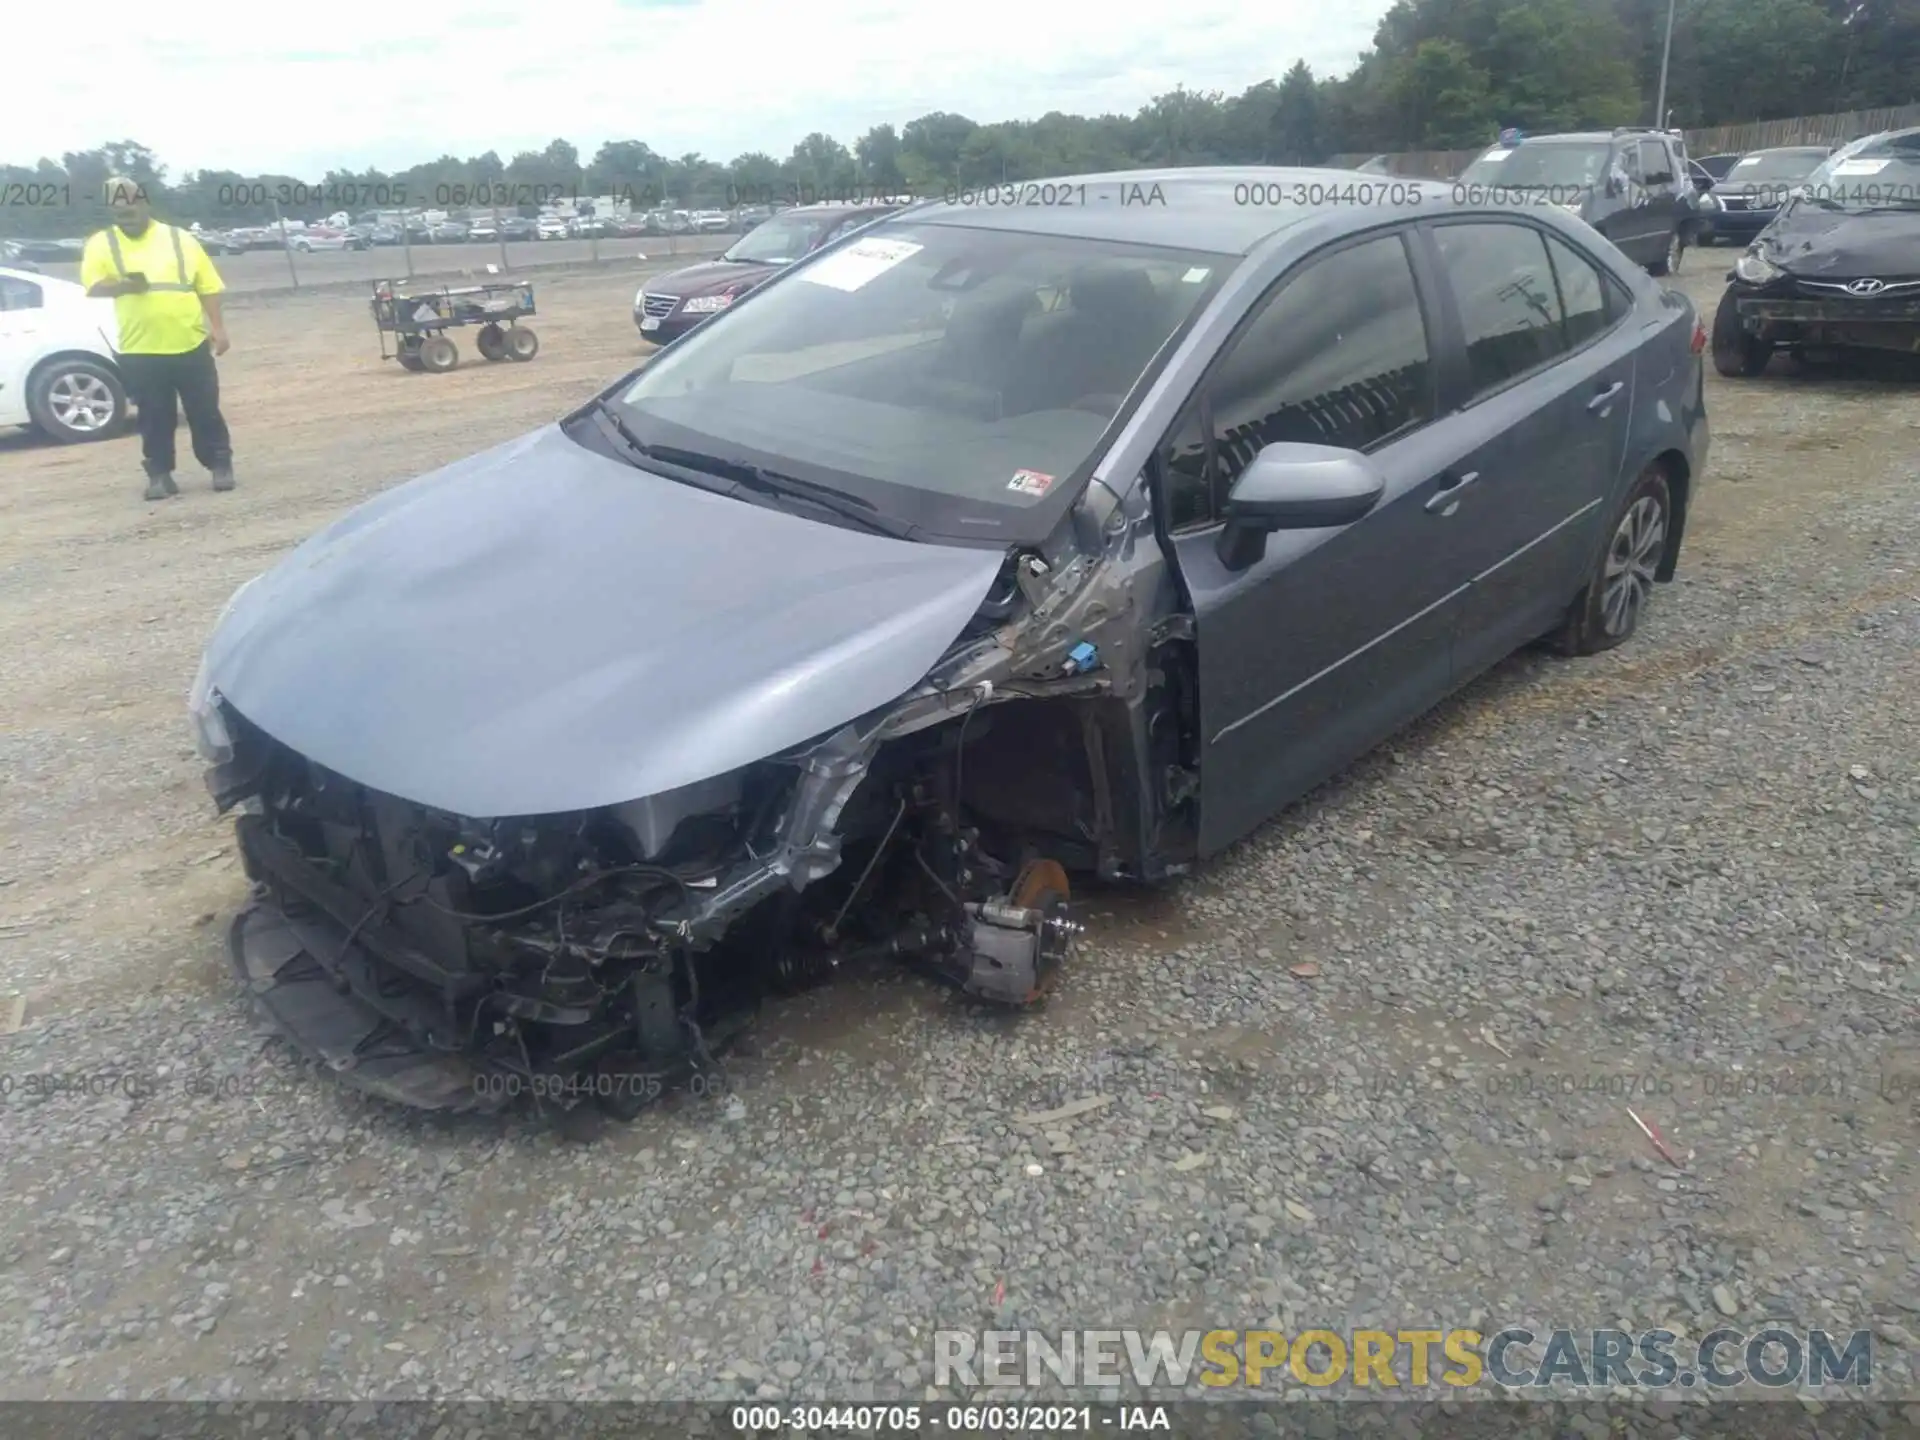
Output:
top-left (1331, 101), bottom-right (1920, 177)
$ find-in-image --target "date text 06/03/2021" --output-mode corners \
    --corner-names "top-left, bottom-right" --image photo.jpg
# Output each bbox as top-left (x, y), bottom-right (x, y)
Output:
top-left (728, 1403), bottom-right (1172, 1432)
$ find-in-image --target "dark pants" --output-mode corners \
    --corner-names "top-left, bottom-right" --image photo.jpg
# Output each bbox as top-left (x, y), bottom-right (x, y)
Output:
top-left (119, 340), bottom-right (232, 477)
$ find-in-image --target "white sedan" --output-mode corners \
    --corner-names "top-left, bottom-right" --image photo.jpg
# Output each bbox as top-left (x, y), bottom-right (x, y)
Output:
top-left (0, 265), bottom-right (127, 443)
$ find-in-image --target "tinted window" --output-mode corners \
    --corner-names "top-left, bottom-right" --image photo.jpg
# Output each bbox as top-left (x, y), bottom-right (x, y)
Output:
top-left (1434, 222), bottom-right (1568, 398)
top-left (1543, 234), bottom-right (1612, 348)
top-left (1162, 233), bottom-right (1433, 528)
top-left (1619, 145), bottom-right (1644, 182)
top-left (0, 276), bottom-right (42, 311)
top-left (1638, 140), bottom-right (1674, 184)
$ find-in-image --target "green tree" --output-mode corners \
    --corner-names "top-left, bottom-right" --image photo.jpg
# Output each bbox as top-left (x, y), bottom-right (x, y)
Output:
top-left (854, 124), bottom-right (906, 191)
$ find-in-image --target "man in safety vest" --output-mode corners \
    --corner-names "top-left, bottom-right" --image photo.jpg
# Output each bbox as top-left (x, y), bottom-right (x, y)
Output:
top-left (80, 177), bottom-right (235, 501)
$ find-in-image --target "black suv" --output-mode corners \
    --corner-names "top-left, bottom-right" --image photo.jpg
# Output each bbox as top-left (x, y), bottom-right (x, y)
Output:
top-left (1711, 125), bottom-right (1920, 377)
top-left (1457, 127), bottom-right (1694, 276)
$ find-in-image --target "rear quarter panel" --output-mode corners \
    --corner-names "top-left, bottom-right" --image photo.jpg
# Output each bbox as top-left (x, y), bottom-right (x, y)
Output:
top-left (1618, 283), bottom-right (1709, 575)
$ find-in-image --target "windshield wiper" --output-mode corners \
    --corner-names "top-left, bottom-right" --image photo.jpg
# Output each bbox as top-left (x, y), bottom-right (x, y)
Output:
top-left (618, 433), bottom-right (917, 541)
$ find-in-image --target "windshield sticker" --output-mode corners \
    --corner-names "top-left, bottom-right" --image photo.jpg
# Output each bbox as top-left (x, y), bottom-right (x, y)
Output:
top-left (1831, 158), bottom-right (1891, 176)
top-left (1732, 156), bottom-right (1763, 169)
top-left (798, 237), bottom-right (923, 292)
top-left (1181, 266), bottom-right (1211, 283)
top-left (1007, 469), bottom-right (1056, 497)
top-left (1482, 147), bottom-right (1514, 162)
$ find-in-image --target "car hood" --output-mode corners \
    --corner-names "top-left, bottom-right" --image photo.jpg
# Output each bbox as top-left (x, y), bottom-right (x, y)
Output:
top-left (641, 258), bottom-right (781, 299)
top-left (201, 423), bottom-right (1004, 818)
top-left (1760, 207), bottom-right (1920, 277)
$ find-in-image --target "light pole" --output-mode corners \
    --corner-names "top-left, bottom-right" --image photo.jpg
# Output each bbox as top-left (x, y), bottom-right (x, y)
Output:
top-left (1653, 0), bottom-right (1679, 129)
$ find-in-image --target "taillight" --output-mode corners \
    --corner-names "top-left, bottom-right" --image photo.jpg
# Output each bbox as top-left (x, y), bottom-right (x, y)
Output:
top-left (1690, 318), bottom-right (1707, 355)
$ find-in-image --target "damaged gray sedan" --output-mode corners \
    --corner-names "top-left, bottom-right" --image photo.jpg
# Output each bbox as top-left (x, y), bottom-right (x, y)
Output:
top-left (191, 168), bottom-right (1708, 1116)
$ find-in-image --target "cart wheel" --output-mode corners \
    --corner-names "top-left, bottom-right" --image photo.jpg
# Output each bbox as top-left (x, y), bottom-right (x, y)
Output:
top-left (419, 336), bottom-right (459, 373)
top-left (397, 352), bottom-right (426, 372)
top-left (504, 327), bottom-right (540, 362)
top-left (476, 324), bottom-right (507, 362)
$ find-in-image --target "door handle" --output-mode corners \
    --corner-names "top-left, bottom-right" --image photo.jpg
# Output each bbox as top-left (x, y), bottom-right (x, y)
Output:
top-left (1588, 381), bottom-right (1626, 414)
top-left (1424, 470), bottom-right (1479, 515)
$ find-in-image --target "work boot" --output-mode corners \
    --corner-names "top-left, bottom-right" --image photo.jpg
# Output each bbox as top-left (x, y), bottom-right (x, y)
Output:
top-left (143, 472), bottom-right (176, 501)
top-left (210, 464), bottom-right (236, 492)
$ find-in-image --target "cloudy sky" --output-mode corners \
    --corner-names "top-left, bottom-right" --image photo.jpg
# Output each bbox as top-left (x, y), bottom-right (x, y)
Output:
top-left (13, 0), bottom-right (1392, 177)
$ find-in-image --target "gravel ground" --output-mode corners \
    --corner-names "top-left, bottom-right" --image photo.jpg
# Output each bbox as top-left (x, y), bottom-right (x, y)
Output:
top-left (0, 258), bottom-right (1916, 1407)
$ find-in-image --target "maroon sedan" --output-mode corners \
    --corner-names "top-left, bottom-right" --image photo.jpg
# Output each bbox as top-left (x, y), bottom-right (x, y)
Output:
top-left (634, 202), bottom-right (902, 344)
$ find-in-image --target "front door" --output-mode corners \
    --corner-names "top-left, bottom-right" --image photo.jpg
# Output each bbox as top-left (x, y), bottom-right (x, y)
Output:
top-left (1154, 229), bottom-right (1482, 855)
top-left (1422, 220), bottom-right (1638, 672)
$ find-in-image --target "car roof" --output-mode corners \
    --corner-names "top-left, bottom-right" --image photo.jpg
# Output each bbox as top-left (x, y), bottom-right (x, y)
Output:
top-left (897, 166), bottom-right (1463, 257)
top-left (1742, 145), bottom-right (1833, 157)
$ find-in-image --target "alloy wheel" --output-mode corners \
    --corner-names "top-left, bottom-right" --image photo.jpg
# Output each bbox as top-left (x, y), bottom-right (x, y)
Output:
top-left (1601, 495), bottom-right (1666, 637)
top-left (47, 371), bottom-right (117, 433)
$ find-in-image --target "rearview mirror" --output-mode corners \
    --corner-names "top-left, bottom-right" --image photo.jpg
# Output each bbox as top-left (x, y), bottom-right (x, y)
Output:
top-left (1216, 443), bottom-right (1386, 571)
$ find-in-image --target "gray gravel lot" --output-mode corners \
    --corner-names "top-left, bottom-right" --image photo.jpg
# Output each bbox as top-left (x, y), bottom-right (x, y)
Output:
top-left (0, 259), bottom-right (1916, 1408)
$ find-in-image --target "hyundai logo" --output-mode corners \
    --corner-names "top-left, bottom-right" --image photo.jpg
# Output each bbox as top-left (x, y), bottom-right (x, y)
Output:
top-left (1845, 278), bottom-right (1887, 296)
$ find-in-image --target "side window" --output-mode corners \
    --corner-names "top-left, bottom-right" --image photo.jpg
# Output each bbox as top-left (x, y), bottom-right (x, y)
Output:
top-left (1542, 233), bottom-right (1613, 348)
top-left (1161, 407), bottom-right (1212, 532)
top-left (1158, 232), bottom-right (1433, 530)
top-left (1639, 140), bottom-right (1673, 184)
top-left (1618, 144), bottom-right (1644, 183)
top-left (1433, 222), bottom-right (1570, 399)
top-left (0, 276), bottom-right (43, 311)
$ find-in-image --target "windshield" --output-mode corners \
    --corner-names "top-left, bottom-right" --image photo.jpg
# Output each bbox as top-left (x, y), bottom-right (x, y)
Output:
top-left (1460, 142), bottom-right (1611, 188)
top-left (1798, 131), bottom-right (1920, 211)
top-left (1724, 149), bottom-right (1830, 185)
top-left (614, 221), bottom-right (1228, 540)
top-left (723, 213), bottom-right (825, 265)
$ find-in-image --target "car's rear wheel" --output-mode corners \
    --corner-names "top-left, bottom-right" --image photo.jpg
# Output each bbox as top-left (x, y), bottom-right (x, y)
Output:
top-left (475, 324), bottom-right (507, 361)
top-left (504, 327), bottom-right (539, 361)
top-left (1553, 465), bottom-right (1672, 656)
top-left (1711, 287), bottom-right (1772, 377)
top-left (27, 357), bottom-right (128, 443)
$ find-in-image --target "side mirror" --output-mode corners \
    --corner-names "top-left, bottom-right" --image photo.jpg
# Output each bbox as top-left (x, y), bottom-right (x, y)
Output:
top-left (1215, 443), bottom-right (1386, 571)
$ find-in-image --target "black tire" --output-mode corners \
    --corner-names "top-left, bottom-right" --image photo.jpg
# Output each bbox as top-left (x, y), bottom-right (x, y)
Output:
top-left (418, 336), bottom-right (459, 373)
top-left (1553, 465), bottom-right (1673, 657)
top-left (504, 327), bottom-right (539, 361)
top-left (1711, 287), bottom-right (1772, 377)
top-left (475, 324), bottom-right (507, 362)
top-left (397, 352), bottom-right (425, 372)
top-left (26, 356), bottom-right (128, 443)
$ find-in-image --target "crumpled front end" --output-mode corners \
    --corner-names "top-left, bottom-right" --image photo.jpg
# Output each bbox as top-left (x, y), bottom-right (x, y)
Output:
top-left (191, 425), bottom-right (1195, 1119)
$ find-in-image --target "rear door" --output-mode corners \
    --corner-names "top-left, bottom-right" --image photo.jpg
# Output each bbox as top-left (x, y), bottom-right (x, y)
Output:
top-left (1420, 219), bottom-right (1636, 674)
top-left (1155, 228), bottom-right (1484, 854)
top-left (1640, 138), bottom-right (1685, 256)
top-left (1605, 142), bottom-right (1656, 262)
top-left (0, 274), bottom-right (47, 425)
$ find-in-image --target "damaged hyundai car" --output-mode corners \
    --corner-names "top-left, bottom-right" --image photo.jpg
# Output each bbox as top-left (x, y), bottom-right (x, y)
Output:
top-left (1711, 125), bottom-right (1920, 377)
top-left (191, 167), bottom-right (1709, 1117)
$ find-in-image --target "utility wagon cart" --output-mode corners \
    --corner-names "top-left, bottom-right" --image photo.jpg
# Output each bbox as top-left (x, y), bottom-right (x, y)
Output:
top-left (371, 278), bottom-right (539, 373)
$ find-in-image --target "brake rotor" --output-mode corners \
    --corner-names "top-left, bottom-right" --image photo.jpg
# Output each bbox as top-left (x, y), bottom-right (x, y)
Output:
top-left (1009, 858), bottom-right (1074, 1001)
